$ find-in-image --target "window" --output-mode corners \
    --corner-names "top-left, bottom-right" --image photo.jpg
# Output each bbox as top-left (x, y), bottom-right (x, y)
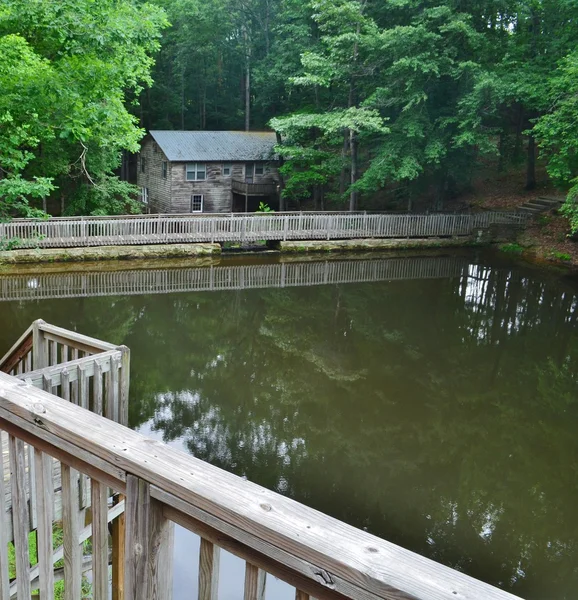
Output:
top-left (140, 156), bottom-right (146, 173)
top-left (255, 164), bottom-right (264, 176)
top-left (162, 161), bottom-right (167, 179)
top-left (191, 194), bottom-right (203, 212)
top-left (141, 187), bottom-right (149, 205)
top-left (186, 163), bottom-right (206, 181)
top-left (223, 163), bottom-right (232, 176)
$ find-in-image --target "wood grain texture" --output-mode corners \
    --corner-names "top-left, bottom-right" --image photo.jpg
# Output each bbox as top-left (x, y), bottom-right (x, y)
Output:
top-left (9, 434), bottom-right (31, 600)
top-left (0, 432), bottom-right (9, 600)
top-left (93, 360), bottom-right (103, 416)
top-left (244, 563), bottom-right (267, 600)
top-left (0, 374), bottom-right (522, 600)
top-left (112, 494), bottom-right (126, 600)
top-left (34, 449), bottom-right (54, 600)
top-left (92, 479), bottom-right (109, 600)
top-left (198, 538), bottom-right (220, 600)
top-left (148, 497), bottom-right (174, 600)
top-left (296, 590), bottom-right (311, 600)
top-left (62, 463), bottom-right (82, 600)
top-left (125, 475), bottom-right (150, 600)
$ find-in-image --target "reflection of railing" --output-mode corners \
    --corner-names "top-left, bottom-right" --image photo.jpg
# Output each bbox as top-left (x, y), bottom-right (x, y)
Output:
top-left (232, 179), bottom-right (278, 196)
top-left (0, 211), bottom-right (528, 248)
top-left (0, 257), bottom-right (468, 301)
top-left (0, 364), bottom-right (521, 600)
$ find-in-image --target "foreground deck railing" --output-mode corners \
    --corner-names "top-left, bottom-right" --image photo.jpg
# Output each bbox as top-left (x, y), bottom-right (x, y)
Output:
top-left (0, 321), bottom-right (129, 598)
top-left (0, 371), bottom-right (521, 599)
top-left (0, 256), bottom-right (468, 302)
top-left (0, 211), bottom-right (528, 249)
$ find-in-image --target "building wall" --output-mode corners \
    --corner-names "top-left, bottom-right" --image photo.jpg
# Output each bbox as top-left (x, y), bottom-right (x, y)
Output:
top-left (137, 136), bottom-right (280, 214)
top-left (136, 137), bottom-right (172, 213)
top-left (170, 161), bottom-right (279, 213)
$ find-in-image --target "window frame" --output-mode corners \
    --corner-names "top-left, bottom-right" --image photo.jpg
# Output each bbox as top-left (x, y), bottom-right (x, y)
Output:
top-left (141, 187), bottom-right (149, 205)
top-left (186, 162), bottom-right (207, 181)
top-left (162, 161), bottom-right (168, 179)
top-left (222, 163), bottom-right (232, 177)
top-left (255, 163), bottom-right (264, 176)
top-left (190, 194), bottom-right (204, 213)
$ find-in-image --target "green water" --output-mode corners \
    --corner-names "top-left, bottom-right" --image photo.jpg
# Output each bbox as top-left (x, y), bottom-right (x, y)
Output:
top-left (0, 251), bottom-right (577, 599)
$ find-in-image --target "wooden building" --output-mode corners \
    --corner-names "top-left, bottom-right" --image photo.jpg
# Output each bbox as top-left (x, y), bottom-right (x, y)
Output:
top-left (137, 130), bottom-right (280, 213)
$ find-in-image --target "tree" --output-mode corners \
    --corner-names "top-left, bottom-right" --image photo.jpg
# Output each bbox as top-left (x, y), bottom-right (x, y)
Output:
top-left (0, 0), bottom-right (168, 216)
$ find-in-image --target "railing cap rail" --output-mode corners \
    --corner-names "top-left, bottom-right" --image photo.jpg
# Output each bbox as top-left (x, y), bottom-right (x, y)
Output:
top-left (0, 372), bottom-right (521, 600)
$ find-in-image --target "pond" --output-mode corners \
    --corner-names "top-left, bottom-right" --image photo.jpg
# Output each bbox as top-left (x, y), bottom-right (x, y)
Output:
top-left (0, 250), bottom-right (577, 599)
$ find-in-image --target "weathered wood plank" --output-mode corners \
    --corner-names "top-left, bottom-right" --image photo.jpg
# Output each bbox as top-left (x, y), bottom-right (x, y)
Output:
top-left (244, 563), bottom-right (267, 600)
top-left (9, 434), bottom-right (31, 600)
top-left (92, 479), bottom-right (109, 600)
top-left (124, 475), bottom-right (150, 600)
top-left (198, 538), bottom-right (220, 600)
top-left (0, 432), bottom-right (9, 600)
top-left (62, 463), bottom-right (82, 600)
top-left (296, 591), bottom-right (311, 600)
top-left (34, 449), bottom-right (54, 600)
top-left (0, 375), bottom-right (522, 600)
top-left (112, 494), bottom-right (126, 600)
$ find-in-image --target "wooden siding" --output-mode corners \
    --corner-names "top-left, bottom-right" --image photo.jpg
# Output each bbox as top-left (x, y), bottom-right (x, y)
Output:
top-left (170, 162), bottom-right (279, 214)
top-left (136, 138), bottom-right (172, 214)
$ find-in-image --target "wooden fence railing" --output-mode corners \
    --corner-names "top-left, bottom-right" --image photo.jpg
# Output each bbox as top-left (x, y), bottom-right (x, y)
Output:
top-left (0, 368), bottom-right (522, 599)
top-left (0, 211), bottom-right (528, 249)
top-left (0, 256), bottom-right (469, 302)
top-left (0, 321), bottom-right (130, 598)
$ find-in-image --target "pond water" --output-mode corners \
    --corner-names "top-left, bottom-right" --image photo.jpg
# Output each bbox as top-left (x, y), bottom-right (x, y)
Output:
top-left (0, 250), bottom-right (577, 599)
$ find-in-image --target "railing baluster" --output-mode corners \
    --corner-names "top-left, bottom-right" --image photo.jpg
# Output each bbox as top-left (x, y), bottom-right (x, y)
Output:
top-left (9, 435), bottom-right (31, 600)
top-left (35, 449), bottom-right (54, 600)
top-left (0, 432), bottom-right (10, 600)
top-left (198, 538), bottom-right (220, 600)
top-left (92, 479), bottom-right (109, 600)
top-left (244, 563), bottom-right (266, 600)
top-left (62, 463), bottom-right (82, 600)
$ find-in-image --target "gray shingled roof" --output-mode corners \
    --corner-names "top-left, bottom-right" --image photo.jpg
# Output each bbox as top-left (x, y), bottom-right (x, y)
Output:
top-left (149, 130), bottom-right (278, 162)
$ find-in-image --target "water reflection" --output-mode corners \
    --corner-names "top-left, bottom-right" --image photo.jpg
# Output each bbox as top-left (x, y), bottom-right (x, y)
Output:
top-left (0, 252), bottom-right (577, 599)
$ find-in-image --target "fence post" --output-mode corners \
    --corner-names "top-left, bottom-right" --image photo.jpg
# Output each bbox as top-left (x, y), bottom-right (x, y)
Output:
top-left (124, 475), bottom-right (174, 600)
top-left (32, 319), bottom-right (48, 371)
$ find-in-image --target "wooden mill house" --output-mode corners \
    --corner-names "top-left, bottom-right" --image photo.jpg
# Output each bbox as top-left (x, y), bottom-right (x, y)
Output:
top-left (137, 130), bottom-right (280, 213)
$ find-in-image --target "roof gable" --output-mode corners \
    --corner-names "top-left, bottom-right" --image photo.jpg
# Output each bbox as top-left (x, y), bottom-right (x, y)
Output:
top-left (149, 131), bottom-right (278, 162)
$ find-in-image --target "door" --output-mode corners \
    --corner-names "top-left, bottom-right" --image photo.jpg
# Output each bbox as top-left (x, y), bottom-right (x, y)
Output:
top-left (245, 163), bottom-right (254, 183)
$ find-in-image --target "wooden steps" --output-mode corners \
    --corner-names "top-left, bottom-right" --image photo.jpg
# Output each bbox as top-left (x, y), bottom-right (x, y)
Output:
top-left (517, 196), bottom-right (564, 215)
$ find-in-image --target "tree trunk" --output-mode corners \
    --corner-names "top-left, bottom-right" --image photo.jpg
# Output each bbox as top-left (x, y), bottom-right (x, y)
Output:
top-left (276, 132), bottom-right (285, 211)
top-left (526, 134), bottom-right (536, 190)
top-left (244, 29), bottom-right (251, 132)
top-left (349, 129), bottom-right (358, 212)
top-left (339, 133), bottom-right (349, 196)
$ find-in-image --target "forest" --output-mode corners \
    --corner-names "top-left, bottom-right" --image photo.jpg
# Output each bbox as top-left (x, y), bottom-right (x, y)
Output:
top-left (2, 0), bottom-right (578, 231)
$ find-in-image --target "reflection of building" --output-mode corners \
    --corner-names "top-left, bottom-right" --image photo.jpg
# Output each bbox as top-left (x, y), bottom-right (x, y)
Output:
top-left (137, 131), bottom-right (280, 213)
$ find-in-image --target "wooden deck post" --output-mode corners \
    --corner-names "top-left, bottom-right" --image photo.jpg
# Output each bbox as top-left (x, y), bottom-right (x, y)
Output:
top-left (112, 494), bottom-right (126, 600)
top-left (32, 320), bottom-right (48, 371)
top-left (124, 474), bottom-right (174, 600)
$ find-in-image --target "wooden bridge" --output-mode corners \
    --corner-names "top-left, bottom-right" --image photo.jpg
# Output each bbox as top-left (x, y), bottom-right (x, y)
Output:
top-left (0, 256), bottom-right (469, 302)
top-left (0, 211), bottom-right (527, 249)
top-left (0, 322), bottom-right (522, 600)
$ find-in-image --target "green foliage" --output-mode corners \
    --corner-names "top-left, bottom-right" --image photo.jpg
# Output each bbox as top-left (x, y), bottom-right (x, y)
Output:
top-left (256, 202), bottom-right (274, 213)
top-left (500, 243), bottom-right (524, 255)
top-left (549, 250), bottom-right (571, 262)
top-left (0, 0), bottom-right (168, 216)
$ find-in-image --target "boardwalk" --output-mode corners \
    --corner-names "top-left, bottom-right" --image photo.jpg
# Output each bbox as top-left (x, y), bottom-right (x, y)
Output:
top-left (0, 211), bottom-right (527, 249)
top-left (0, 256), bottom-right (468, 301)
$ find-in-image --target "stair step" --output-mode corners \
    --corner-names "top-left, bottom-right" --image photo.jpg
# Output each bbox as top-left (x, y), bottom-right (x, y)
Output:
top-left (518, 206), bottom-right (542, 213)
top-left (535, 197), bottom-right (563, 206)
top-left (525, 202), bottom-right (551, 210)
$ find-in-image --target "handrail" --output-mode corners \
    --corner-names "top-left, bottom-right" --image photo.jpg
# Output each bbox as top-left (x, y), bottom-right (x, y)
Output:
top-left (0, 372), bottom-right (522, 600)
top-left (0, 324), bottom-right (34, 373)
top-left (0, 212), bottom-right (529, 249)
